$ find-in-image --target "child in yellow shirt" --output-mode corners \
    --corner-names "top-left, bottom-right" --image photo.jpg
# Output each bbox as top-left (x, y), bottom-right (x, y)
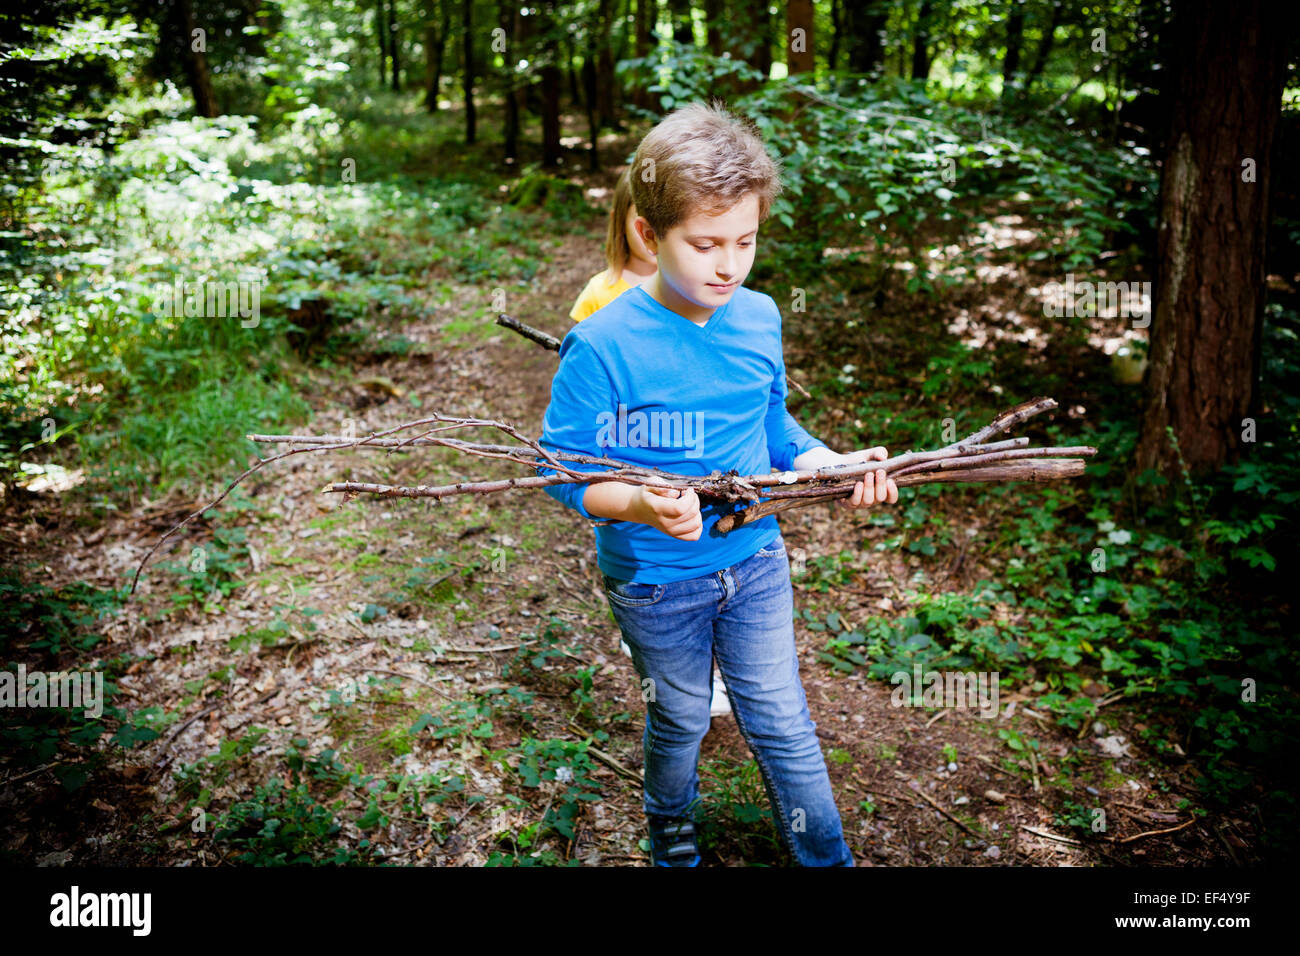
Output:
top-left (570, 168), bottom-right (657, 322)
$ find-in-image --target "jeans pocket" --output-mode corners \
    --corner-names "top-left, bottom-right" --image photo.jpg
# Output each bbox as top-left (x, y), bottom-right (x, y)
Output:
top-left (602, 574), bottom-right (665, 608)
top-left (755, 534), bottom-right (787, 558)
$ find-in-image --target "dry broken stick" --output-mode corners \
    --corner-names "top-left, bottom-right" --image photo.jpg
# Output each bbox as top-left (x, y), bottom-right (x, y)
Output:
top-left (495, 313), bottom-right (561, 351)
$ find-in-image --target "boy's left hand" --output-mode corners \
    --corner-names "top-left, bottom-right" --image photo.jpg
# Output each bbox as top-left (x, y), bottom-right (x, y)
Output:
top-left (835, 446), bottom-right (899, 511)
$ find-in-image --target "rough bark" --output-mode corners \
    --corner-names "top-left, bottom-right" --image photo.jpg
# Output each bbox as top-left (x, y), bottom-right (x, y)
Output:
top-left (1135, 0), bottom-right (1286, 485)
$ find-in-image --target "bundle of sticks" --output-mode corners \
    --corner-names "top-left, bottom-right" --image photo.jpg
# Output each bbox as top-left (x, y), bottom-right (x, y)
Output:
top-left (244, 396), bottom-right (1092, 533)
top-left (126, 315), bottom-right (1093, 595)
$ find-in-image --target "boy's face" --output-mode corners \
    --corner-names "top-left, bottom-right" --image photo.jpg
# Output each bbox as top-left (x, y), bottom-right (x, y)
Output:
top-left (634, 192), bottom-right (759, 322)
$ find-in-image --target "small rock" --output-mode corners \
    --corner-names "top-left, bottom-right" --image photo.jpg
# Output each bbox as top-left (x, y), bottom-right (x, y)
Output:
top-left (947, 761), bottom-right (958, 772)
top-left (1093, 720), bottom-right (1109, 736)
top-left (985, 845), bottom-right (1001, 859)
top-left (953, 796), bottom-right (969, 806)
top-left (1085, 785), bottom-right (1100, 796)
top-left (984, 789), bottom-right (1006, 803)
top-left (1097, 734), bottom-right (1131, 758)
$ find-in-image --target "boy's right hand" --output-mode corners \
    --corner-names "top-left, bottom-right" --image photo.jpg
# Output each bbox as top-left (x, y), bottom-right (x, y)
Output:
top-left (636, 485), bottom-right (702, 541)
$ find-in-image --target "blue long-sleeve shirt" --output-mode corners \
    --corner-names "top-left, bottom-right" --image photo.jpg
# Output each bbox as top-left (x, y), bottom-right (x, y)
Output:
top-left (535, 283), bottom-right (828, 584)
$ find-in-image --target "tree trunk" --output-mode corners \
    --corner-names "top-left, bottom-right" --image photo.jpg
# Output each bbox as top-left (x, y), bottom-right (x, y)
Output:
top-left (376, 0), bottom-right (388, 86)
top-left (633, 0), bottom-right (655, 111)
top-left (1023, 0), bottom-right (1063, 93)
top-left (539, 1), bottom-right (562, 167)
top-left (565, 36), bottom-right (581, 108)
top-left (1135, 0), bottom-right (1286, 486)
top-left (667, 0), bottom-right (692, 45)
top-left (389, 0), bottom-right (401, 92)
top-left (911, 0), bottom-right (932, 81)
top-left (828, 0), bottom-right (840, 72)
top-left (590, 0), bottom-right (618, 138)
top-left (174, 0), bottom-right (219, 117)
top-left (843, 1), bottom-right (885, 74)
top-left (582, 36), bottom-right (600, 171)
top-left (424, 1), bottom-right (449, 111)
top-left (704, 0), bottom-right (723, 56)
top-left (502, 1), bottom-right (520, 160)
top-left (753, 2), bottom-right (772, 80)
top-left (786, 0), bottom-right (814, 76)
top-left (463, 0), bottom-right (476, 144)
top-left (1002, 0), bottom-right (1025, 102)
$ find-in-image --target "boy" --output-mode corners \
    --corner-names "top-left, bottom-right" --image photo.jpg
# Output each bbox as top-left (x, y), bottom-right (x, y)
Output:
top-left (535, 101), bottom-right (899, 867)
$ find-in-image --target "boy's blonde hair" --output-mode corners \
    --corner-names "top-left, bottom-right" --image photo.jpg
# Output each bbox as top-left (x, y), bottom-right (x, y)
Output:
top-left (629, 99), bottom-right (783, 240)
top-left (602, 168), bottom-right (636, 287)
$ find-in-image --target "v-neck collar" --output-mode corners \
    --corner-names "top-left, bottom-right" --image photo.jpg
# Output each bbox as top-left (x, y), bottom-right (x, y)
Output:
top-left (633, 284), bottom-right (733, 338)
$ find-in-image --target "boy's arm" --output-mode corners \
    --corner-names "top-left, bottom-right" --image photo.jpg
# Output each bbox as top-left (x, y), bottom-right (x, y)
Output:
top-left (535, 333), bottom-right (612, 519)
top-left (536, 334), bottom-right (699, 534)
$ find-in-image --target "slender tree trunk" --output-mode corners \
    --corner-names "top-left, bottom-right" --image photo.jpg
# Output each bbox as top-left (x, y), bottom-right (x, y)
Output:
top-left (376, 0), bottom-right (388, 86)
top-left (786, 0), bottom-right (814, 76)
top-left (633, 0), bottom-right (654, 111)
top-left (704, 0), bottom-right (723, 56)
top-left (463, 0), bottom-right (476, 144)
top-left (539, 1), bottom-right (562, 166)
top-left (594, 0), bottom-right (617, 131)
top-left (502, 1), bottom-right (519, 160)
top-left (1002, 0), bottom-right (1025, 102)
top-left (389, 0), bottom-right (401, 92)
top-left (754, 2), bottom-right (772, 79)
top-left (424, 1), bottom-right (449, 111)
top-left (828, 0), bottom-right (840, 73)
top-left (1023, 0), bottom-right (1063, 92)
top-left (911, 0), bottom-right (932, 81)
top-left (178, 0), bottom-right (219, 116)
top-left (582, 35), bottom-right (600, 170)
top-left (1135, 0), bottom-right (1287, 485)
top-left (667, 0), bottom-right (692, 45)
top-left (843, 1), bottom-right (885, 74)
top-left (565, 36), bottom-right (580, 107)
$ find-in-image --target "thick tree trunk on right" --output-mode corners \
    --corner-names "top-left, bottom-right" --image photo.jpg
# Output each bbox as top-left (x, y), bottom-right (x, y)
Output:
top-left (1135, 0), bottom-right (1286, 487)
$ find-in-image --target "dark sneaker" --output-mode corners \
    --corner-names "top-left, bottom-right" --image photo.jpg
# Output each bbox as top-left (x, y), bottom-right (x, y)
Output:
top-left (648, 814), bottom-right (701, 867)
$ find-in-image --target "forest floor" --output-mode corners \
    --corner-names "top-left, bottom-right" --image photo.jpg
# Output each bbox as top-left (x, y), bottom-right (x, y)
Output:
top-left (0, 149), bottom-right (1255, 867)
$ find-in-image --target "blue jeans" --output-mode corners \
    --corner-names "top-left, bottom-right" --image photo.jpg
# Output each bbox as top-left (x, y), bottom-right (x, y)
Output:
top-left (601, 532), bottom-right (855, 867)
